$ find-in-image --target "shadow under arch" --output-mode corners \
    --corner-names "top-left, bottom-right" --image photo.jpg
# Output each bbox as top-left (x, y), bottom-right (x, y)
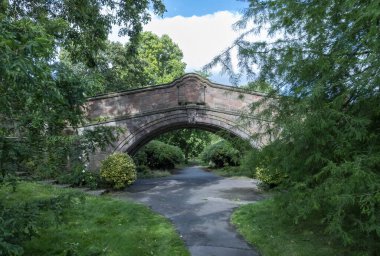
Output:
top-left (113, 109), bottom-right (254, 156)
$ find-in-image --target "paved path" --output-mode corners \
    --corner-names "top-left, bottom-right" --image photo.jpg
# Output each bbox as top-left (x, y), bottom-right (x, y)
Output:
top-left (111, 166), bottom-right (265, 256)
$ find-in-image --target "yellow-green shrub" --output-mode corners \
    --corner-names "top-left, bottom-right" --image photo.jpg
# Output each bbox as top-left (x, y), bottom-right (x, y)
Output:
top-left (255, 167), bottom-right (285, 187)
top-left (100, 153), bottom-right (136, 189)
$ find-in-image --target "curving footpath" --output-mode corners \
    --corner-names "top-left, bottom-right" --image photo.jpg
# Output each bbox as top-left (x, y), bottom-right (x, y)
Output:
top-left (112, 166), bottom-right (265, 256)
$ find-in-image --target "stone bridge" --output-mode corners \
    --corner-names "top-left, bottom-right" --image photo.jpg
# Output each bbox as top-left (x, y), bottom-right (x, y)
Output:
top-left (82, 73), bottom-right (267, 170)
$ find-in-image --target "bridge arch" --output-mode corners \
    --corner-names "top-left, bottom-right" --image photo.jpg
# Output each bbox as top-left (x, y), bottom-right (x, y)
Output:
top-left (115, 107), bottom-right (252, 155)
top-left (83, 73), bottom-right (266, 170)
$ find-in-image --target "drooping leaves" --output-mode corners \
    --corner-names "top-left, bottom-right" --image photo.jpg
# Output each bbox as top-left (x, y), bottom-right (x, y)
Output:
top-left (207, 0), bottom-right (380, 252)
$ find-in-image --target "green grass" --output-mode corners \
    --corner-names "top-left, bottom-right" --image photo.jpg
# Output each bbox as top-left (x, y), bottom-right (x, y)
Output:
top-left (0, 182), bottom-right (189, 256)
top-left (207, 166), bottom-right (252, 178)
top-left (231, 199), bottom-right (347, 256)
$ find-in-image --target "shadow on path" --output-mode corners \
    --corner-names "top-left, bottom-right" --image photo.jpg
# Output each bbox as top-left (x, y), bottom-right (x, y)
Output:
top-left (111, 166), bottom-right (265, 256)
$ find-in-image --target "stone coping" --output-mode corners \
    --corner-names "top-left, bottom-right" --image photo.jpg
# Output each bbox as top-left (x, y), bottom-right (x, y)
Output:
top-left (87, 73), bottom-right (267, 101)
top-left (81, 105), bottom-right (263, 127)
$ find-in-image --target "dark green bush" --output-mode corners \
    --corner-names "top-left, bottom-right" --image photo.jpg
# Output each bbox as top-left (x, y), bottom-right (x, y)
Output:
top-left (135, 165), bottom-right (150, 174)
top-left (134, 140), bottom-right (184, 170)
top-left (57, 164), bottom-right (99, 189)
top-left (240, 148), bottom-right (286, 188)
top-left (201, 140), bottom-right (240, 168)
top-left (239, 150), bottom-right (259, 178)
top-left (100, 153), bottom-right (136, 189)
top-left (133, 150), bottom-right (148, 167)
top-left (0, 202), bottom-right (39, 256)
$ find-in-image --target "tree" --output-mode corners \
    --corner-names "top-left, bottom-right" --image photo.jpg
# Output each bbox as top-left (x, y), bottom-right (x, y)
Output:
top-left (0, 0), bottom-right (165, 176)
top-left (208, 0), bottom-right (380, 253)
top-left (1, 0), bottom-right (165, 253)
top-left (62, 32), bottom-right (186, 95)
top-left (132, 32), bottom-right (186, 86)
top-left (158, 129), bottom-right (212, 163)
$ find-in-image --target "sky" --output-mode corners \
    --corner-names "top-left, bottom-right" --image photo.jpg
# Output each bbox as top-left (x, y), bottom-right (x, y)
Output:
top-left (109, 0), bottom-right (251, 85)
top-left (161, 0), bottom-right (248, 17)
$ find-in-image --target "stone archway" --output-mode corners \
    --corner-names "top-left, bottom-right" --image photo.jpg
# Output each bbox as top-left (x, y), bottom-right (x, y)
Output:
top-left (82, 73), bottom-right (267, 170)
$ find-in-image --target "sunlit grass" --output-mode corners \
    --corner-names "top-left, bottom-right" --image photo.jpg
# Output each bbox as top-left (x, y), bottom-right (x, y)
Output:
top-left (231, 199), bottom-right (347, 256)
top-left (0, 182), bottom-right (189, 256)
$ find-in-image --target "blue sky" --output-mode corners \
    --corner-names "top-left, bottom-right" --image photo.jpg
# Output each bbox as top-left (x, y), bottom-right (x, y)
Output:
top-left (161, 0), bottom-right (248, 17)
top-left (111, 1), bottom-right (257, 85)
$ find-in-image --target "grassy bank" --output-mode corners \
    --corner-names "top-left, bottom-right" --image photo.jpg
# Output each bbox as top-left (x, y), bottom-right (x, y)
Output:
top-left (0, 182), bottom-right (189, 256)
top-left (206, 166), bottom-right (252, 178)
top-left (231, 199), bottom-right (348, 256)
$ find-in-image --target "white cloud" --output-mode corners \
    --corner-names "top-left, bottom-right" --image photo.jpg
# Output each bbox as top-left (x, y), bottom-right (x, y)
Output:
top-left (144, 11), bottom-right (241, 72)
top-left (109, 11), bottom-right (265, 84)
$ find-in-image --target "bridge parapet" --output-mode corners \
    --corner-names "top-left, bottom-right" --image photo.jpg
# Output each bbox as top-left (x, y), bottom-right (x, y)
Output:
top-left (83, 74), bottom-right (268, 170)
top-left (85, 73), bottom-right (265, 122)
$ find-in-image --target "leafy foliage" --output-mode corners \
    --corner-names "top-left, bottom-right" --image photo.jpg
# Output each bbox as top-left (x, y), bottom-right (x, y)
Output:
top-left (100, 153), bottom-right (136, 189)
top-left (208, 0), bottom-right (380, 252)
top-left (0, 0), bottom-right (162, 179)
top-left (201, 140), bottom-right (240, 168)
top-left (255, 167), bottom-right (284, 188)
top-left (158, 129), bottom-right (212, 162)
top-left (134, 140), bottom-right (184, 170)
top-left (209, 165), bottom-right (252, 178)
top-left (0, 1), bottom-right (166, 254)
top-left (61, 32), bottom-right (186, 95)
top-left (0, 15), bottom-right (85, 179)
top-left (0, 189), bottom-right (84, 256)
top-left (240, 148), bottom-right (285, 187)
top-left (57, 165), bottom-right (99, 189)
top-left (1, 0), bottom-right (165, 66)
top-left (131, 32), bottom-right (186, 86)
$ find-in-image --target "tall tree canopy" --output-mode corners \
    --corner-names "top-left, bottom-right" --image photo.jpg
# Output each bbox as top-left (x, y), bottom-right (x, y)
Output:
top-left (208, 0), bottom-right (380, 253)
top-left (133, 32), bottom-right (186, 86)
top-left (0, 0), bottom-right (165, 176)
top-left (62, 32), bottom-right (186, 95)
top-left (0, 1), bottom-right (166, 253)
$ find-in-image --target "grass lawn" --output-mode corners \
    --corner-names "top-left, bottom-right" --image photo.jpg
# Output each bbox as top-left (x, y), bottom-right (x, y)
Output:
top-left (206, 166), bottom-right (252, 178)
top-left (231, 199), bottom-right (350, 256)
top-left (0, 182), bottom-right (189, 256)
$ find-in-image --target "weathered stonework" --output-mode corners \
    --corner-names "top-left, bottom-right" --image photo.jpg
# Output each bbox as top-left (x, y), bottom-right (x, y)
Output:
top-left (81, 73), bottom-right (268, 170)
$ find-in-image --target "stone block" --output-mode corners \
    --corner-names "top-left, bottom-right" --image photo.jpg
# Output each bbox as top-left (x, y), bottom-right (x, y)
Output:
top-left (83, 74), bottom-right (270, 170)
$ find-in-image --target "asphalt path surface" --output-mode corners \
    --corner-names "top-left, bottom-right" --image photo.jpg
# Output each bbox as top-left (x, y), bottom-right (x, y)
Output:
top-left (111, 166), bottom-right (265, 256)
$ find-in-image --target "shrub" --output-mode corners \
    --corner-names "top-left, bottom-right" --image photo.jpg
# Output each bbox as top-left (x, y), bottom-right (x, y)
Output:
top-left (135, 165), bottom-right (150, 174)
top-left (239, 150), bottom-right (259, 178)
top-left (255, 167), bottom-right (285, 188)
top-left (100, 153), bottom-right (136, 189)
top-left (201, 140), bottom-right (240, 168)
top-left (240, 148), bottom-right (286, 187)
top-left (57, 164), bottom-right (99, 189)
top-left (133, 150), bottom-right (148, 167)
top-left (134, 140), bottom-right (184, 170)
